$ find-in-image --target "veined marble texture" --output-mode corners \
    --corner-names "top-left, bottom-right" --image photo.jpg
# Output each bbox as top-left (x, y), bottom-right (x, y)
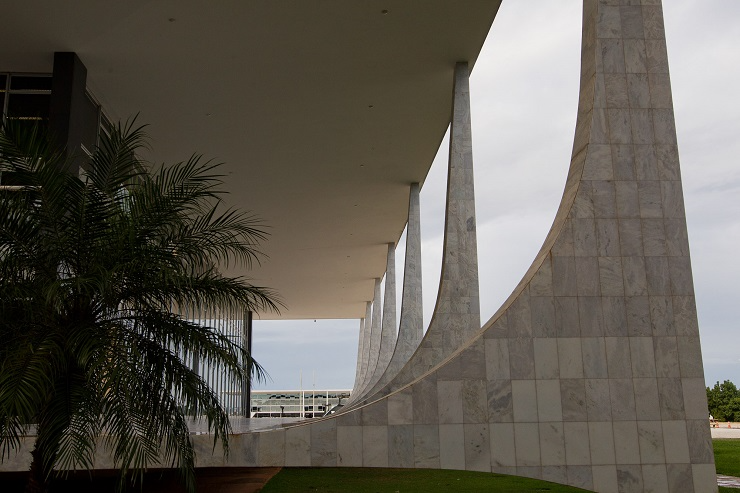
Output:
top-left (1, 2), bottom-right (716, 492)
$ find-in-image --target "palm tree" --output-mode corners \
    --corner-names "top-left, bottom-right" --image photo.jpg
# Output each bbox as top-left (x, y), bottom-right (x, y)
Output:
top-left (0, 120), bottom-right (280, 492)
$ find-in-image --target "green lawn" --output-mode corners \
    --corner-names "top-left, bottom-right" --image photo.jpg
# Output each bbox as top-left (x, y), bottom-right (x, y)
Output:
top-left (714, 439), bottom-right (740, 477)
top-left (260, 467), bottom-right (591, 493)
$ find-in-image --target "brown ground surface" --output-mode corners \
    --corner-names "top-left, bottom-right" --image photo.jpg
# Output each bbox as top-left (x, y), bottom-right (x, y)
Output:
top-left (1, 467), bottom-right (281, 493)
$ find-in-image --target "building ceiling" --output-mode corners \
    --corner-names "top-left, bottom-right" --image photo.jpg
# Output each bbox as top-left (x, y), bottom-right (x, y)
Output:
top-left (1, 1), bottom-right (501, 319)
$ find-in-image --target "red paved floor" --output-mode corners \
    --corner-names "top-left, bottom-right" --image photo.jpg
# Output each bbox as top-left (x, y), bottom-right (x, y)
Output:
top-left (1, 467), bottom-right (282, 493)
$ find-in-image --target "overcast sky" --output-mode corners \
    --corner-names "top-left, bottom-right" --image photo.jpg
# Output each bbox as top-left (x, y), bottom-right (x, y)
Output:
top-left (252, 1), bottom-right (740, 392)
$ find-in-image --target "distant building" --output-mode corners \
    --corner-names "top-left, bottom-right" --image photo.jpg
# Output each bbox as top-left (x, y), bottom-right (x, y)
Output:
top-left (249, 390), bottom-right (351, 418)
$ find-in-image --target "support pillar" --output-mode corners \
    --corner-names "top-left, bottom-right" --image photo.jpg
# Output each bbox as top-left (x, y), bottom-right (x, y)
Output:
top-left (363, 183), bottom-right (423, 397)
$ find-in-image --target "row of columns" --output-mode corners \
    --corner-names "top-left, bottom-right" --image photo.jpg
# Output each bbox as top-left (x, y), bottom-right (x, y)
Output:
top-left (350, 61), bottom-right (480, 407)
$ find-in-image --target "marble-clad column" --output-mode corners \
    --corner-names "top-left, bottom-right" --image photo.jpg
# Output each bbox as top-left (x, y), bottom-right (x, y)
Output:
top-left (361, 183), bottom-right (423, 398)
top-left (368, 61), bottom-right (481, 398)
top-left (351, 317), bottom-right (365, 394)
top-left (350, 278), bottom-right (382, 402)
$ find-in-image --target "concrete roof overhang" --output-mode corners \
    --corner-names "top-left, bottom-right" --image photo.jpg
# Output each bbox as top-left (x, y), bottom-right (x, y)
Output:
top-left (1, 1), bottom-right (501, 319)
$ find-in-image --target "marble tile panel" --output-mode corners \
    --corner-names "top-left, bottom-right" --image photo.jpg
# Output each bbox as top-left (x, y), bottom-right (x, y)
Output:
top-left (564, 422), bottom-right (590, 465)
top-left (622, 257), bottom-right (648, 296)
top-left (608, 108), bottom-right (632, 144)
top-left (531, 258), bottom-right (554, 296)
top-left (669, 256), bottom-right (694, 296)
top-left (625, 296), bottom-right (652, 336)
top-left (437, 380), bottom-right (463, 424)
top-left (584, 143), bottom-right (614, 179)
top-left (508, 291), bottom-right (533, 337)
top-left (539, 422), bottom-right (566, 466)
top-left (613, 421), bottom-right (641, 464)
top-left (515, 423), bottom-right (541, 467)
top-left (555, 296), bottom-right (581, 337)
top-left (617, 465), bottom-right (644, 493)
top-left (388, 390), bottom-right (413, 425)
top-left (610, 378), bottom-right (637, 420)
top-left (603, 296), bottom-right (628, 336)
top-left (624, 39), bottom-right (648, 73)
top-left (487, 379), bottom-right (514, 422)
top-left (683, 378), bottom-right (710, 420)
top-left (637, 421), bottom-right (666, 464)
top-left (631, 108), bottom-right (654, 144)
top-left (645, 39), bottom-right (669, 73)
top-left (413, 376), bottom-right (438, 424)
top-left (558, 338), bottom-right (584, 379)
top-left (337, 426), bottom-right (363, 467)
top-left (589, 421), bottom-right (617, 465)
top-left (604, 74), bottom-right (629, 108)
top-left (485, 339), bottom-right (510, 380)
top-left (653, 336), bottom-right (680, 378)
top-left (552, 219), bottom-right (575, 256)
top-left (537, 380), bottom-right (564, 422)
top-left (512, 379), bottom-right (538, 422)
top-left (676, 337), bottom-right (703, 378)
top-left (310, 419), bottom-right (337, 466)
top-left (586, 378), bottom-right (613, 420)
top-left (463, 379), bottom-right (489, 424)
top-left (686, 420), bottom-right (713, 464)
top-left (258, 428), bottom-right (285, 467)
top-left (228, 433), bottom-right (259, 467)
top-left (629, 337), bottom-right (656, 377)
top-left (362, 425), bottom-right (388, 467)
top-left (387, 425), bottom-right (413, 468)
top-left (583, 337), bottom-right (609, 378)
top-left (667, 464), bottom-right (694, 493)
top-left (661, 420), bottom-right (690, 463)
top-left (664, 218), bottom-right (689, 257)
top-left (646, 257), bottom-right (671, 296)
top-left (627, 73), bottom-right (650, 108)
top-left (534, 338), bottom-right (559, 379)
top-left (285, 426), bottom-right (311, 466)
top-left (576, 257), bottom-right (601, 297)
top-left (650, 296), bottom-right (674, 336)
top-left (573, 180), bottom-right (596, 218)
top-left (601, 38), bottom-right (626, 73)
top-left (616, 182), bottom-right (640, 218)
top-left (413, 424), bottom-right (440, 468)
top-left (542, 466), bottom-right (568, 485)
top-left (600, 257), bottom-right (625, 297)
top-left (594, 72), bottom-right (607, 108)
top-left (642, 218), bottom-right (667, 256)
top-left (592, 465), bottom-right (619, 493)
top-left (661, 180), bottom-right (685, 219)
top-left (485, 315), bottom-right (508, 339)
top-left (641, 465), bottom-right (669, 493)
top-left (618, 219), bottom-right (643, 257)
top-left (621, 6), bottom-right (644, 39)
top-left (490, 422), bottom-right (516, 467)
top-left (568, 465), bottom-right (594, 491)
top-left (635, 144), bottom-right (659, 180)
top-left (605, 337), bottom-right (632, 378)
top-left (337, 407), bottom-right (362, 426)
top-left (638, 180), bottom-right (663, 218)
top-left (597, 218), bottom-right (621, 256)
top-left (579, 297), bottom-right (605, 336)
top-left (657, 378), bottom-right (685, 419)
top-left (464, 423), bottom-right (491, 471)
top-left (561, 379), bottom-right (588, 421)
top-left (361, 400), bottom-right (388, 426)
top-left (598, 5), bottom-right (622, 38)
top-left (673, 296), bottom-right (699, 336)
top-left (532, 296), bottom-right (557, 337)
top-left (573, 218), bottom-right (598, 256)
top-left (509, 338), bottom-right (535, 379)
top-left (649, 74), bottom-right (672, 112)
top-left (612, 145), bottom-right (635, 180)
top-left (439, 424), bottom-right (465, 470)
top-left (593, 181), bottom-right (618, 221)
top-left (194, 433), bottom-right (227, 467)
top-left (642, 6), bottom-right (666, 40)
top-left (654, 109), bottom-right (678, 147)
top-left (692, 464), bottom-right (718, 493)
top-left (633, 378), bottom-right (661, 420)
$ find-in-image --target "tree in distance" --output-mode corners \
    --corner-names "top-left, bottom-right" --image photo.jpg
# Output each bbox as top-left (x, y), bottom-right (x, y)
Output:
top-left (0, 121), bottom-right (280, 492)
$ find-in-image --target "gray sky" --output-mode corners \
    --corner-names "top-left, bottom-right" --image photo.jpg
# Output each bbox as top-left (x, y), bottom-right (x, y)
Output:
top-left (252, 1), bottom-right (740, 391)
